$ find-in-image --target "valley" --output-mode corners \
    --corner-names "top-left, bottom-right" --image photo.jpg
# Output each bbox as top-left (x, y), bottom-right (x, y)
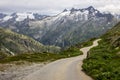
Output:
top-left (0, 3), bottom-right (120, 80)
top-left (0, 39), bottom-right (100, 80)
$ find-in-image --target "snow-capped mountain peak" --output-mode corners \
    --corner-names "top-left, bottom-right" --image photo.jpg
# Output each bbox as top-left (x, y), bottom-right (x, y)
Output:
top-left (60, 6), bottom-right (99, 16)
top-left (63, 9), bottom-right (68, 12)
top-left (0, 12), bottom-right (48, 22)
top-left (15, 12), bottom-right (35, 21)
top-left (8, 12), bottom-right (35, 21)
top-left (70, 8), bottom-right (79, 12)
top-left (56, 6), bottom-right (115, 21)
top-left (86, 6), bottom-right (95, 11)
top-left (53, 6), bottom-right (98, 21)
top-left (34, 6), bottom-right (114, 27)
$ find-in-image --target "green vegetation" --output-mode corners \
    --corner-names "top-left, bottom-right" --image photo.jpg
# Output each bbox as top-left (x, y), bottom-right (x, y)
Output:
top-left (60, 46), bottom-right (82, 56)
top-left (82, 22), bottom-right (120, 80)
top-left (0, 28), bottom-right (60, 56)
top-left (0, 46), bottom-right (82, 63)
top-left (0, 27), bottom-right (83, 64)
top-left (75, 38), bottom-right (96, 48)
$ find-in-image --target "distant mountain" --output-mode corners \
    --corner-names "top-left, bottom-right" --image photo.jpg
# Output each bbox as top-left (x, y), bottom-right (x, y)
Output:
top-left (0, 12), bottom-right (48, 22)
top-left (0, 28), bottom-right (60, 57)
top-left (0, 6), bottom-right (119, 48)
top-left (29, 6), bottom-right (118, 47)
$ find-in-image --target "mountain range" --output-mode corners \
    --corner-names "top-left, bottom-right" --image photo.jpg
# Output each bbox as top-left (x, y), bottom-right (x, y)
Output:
top-left (0, 5), bottom-right (120, 80)
top-left (0, 12), bottom-right (47, 21)
top-left (0, 6), bottom-right (119, 48)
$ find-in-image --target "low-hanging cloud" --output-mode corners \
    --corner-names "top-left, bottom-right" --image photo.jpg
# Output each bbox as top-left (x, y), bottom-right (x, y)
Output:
top-left (98, 4), bottom-right (120, 14)
top-left (0, 0), bottom-right (120, 15)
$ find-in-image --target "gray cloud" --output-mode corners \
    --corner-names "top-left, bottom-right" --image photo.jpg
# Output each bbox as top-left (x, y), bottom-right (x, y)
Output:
top-left (0, 0), bottom-right (120, 15)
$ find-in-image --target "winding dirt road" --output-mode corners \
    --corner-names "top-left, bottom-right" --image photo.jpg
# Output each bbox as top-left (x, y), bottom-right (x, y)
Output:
top-left (23, 39), bottom-right (100, 80)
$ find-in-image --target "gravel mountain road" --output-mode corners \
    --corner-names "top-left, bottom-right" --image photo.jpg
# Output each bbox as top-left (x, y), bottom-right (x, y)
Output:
top-left (23, 39), bottom-right (101, 80)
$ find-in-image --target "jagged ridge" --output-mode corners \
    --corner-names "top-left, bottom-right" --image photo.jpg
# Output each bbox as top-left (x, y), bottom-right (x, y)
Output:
top-left (0, 6), bottom-right (118, 48)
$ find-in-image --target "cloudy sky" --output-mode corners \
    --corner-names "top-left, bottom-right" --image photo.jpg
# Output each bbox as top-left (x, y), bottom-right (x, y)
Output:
top-left (0, 0), bottom-right (120, 15)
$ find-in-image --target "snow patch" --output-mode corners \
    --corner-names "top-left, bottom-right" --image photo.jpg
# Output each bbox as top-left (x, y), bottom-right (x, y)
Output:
top-left (83, 10), bottom-right (89, 14)
top-left (16, 13), bottom-right (35, 21)
top-left (60, 11), bottom-right (70, 16)
top-left (3, 16), bottom-right (12, 21)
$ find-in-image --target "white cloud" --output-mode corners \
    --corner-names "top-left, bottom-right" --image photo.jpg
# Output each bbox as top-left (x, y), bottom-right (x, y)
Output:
top-left (98, 4), bottom-right (120, 14)
top-left (0, 0), bottom-right (120, 15)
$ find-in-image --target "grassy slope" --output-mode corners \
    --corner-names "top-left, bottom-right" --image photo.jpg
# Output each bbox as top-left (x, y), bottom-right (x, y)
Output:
top-left (75, 38), bottom-right (96, 48)
top-left (0, 45), bottom-right (82, 63)
top-left (0, 28), bottom-right (44, 54)
top-left (0, 35), bottom-right (97, 63)
top-left (82, 22), bottom-right (120, 80)
top-left (0, 28), bottom-right (61, 57)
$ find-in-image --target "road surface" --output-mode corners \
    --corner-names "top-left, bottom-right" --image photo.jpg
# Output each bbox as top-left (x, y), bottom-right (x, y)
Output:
top-left (23, 39), bottom-right (101, 80)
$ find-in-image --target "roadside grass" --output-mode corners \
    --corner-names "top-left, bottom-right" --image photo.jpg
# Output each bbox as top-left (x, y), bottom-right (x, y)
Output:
top-left (0, 37), bottom-right (97, 64)
top-left (82, 23), bottom-right (120, 80)
top-left (75, 38), bottom-right (96, 48)
top-left (82, 39), bottom-right (120, 80)
top-left (0, 46), bottom-right (82, 63)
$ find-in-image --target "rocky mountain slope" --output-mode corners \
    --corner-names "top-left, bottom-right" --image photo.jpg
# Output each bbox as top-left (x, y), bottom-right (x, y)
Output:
top-left (0, 6), bottom-right (119, 48)
top-left (0, 28), bottom-right (60, 58)
top-left (29, 6), bottom-right (117, 47)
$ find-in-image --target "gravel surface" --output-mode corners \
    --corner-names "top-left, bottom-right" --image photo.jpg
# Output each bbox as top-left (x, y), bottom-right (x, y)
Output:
top-left (0, 62), bottom-right (47, 80)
